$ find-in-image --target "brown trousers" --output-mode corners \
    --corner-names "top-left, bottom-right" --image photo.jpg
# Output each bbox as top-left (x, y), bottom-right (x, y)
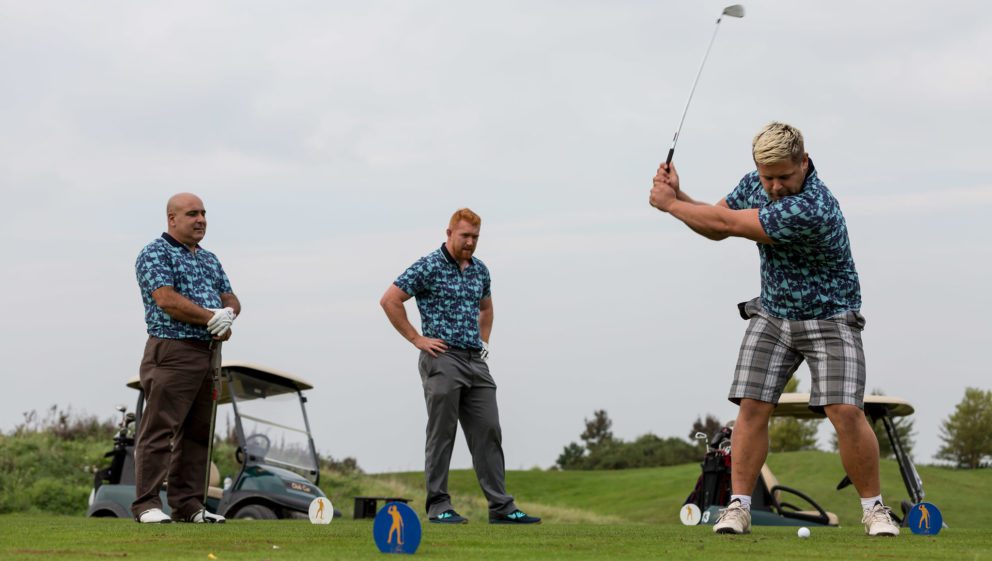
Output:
top-left (131, 336), bottom-right (217, 520)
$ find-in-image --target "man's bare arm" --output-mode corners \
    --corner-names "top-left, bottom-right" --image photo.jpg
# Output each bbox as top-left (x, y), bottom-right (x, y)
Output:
top-left (479, 296), bottom-right (493, 343)
top-left (151, 286), bottom-right (214, 324)
top-left (220, 293), bottom-right (241, 316)
top-left (666, 200), bottom-right (775, 243)
top-left (380, 284), bottom-right (448, 356)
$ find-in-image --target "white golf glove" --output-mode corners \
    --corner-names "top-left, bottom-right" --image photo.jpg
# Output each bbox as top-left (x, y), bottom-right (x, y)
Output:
top-left (480, 341), bottom-right (491, 363)
top-left (207, 307), bottom-right (236, 336)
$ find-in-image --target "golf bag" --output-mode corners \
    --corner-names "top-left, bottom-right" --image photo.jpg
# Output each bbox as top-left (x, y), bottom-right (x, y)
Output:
top-left (93, 409), bottom-right (136, 491)
top-left (683, 426), bottom-right (733, 511)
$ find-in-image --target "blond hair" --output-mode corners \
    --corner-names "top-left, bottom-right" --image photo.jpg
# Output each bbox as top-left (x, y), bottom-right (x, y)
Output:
top-left (449, 208), bottom-right (481, 228)
top-left (752, 122), bottom-right (805, 165)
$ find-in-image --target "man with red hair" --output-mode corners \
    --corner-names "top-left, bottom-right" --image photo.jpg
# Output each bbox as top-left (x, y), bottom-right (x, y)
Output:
top-left (381, 208), bottom-right (540, 525)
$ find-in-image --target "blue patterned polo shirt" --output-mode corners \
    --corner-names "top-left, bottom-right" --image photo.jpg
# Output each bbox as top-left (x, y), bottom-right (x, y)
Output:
top-left (136, 233), bottom-right (233, 340)
top-left (725, 161), bottom-right (861, 320)
top-left (394, 244), bottom-right (491, 350)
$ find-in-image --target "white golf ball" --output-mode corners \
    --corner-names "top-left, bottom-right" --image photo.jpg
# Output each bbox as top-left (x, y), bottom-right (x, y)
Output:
top-left (797, 527), bottom-right (810, 538)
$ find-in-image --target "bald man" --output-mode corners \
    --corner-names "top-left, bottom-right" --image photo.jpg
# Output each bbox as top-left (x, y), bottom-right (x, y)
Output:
top-left (131, 193), bottom-right (240, 524)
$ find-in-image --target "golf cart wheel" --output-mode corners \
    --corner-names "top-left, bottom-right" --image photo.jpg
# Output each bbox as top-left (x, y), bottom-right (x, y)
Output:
top-left (232, 504), bottom-right (277, 520)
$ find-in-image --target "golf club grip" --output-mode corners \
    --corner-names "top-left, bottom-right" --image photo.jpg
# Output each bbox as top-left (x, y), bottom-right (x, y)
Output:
top-left (665, 148), bottom-right (674, 166)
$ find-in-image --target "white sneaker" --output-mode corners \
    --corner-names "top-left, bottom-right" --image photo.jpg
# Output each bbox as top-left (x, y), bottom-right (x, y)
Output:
top-left (862, 502), bottom-right (900, 536)
top-left (186, 509), bottom-right (226, 523)
top-left (137, 508), bottom-right (172, 524)
top-left (713, 500), bottom-right (751, 534)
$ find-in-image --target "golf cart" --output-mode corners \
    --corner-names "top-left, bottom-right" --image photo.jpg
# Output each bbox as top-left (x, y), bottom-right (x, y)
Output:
top-left (685, 392), bottom-right (923, 527)
top-left (87, 361), bottom-right (330, 520)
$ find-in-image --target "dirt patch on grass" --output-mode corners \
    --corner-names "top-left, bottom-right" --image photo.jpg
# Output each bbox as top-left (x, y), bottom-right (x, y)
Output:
top-left (13, 550), bottom-right (128, 557)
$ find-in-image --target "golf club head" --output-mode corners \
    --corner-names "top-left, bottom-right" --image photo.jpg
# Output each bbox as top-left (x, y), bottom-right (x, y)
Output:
top-left (722, 4), bottom-right (745, 18)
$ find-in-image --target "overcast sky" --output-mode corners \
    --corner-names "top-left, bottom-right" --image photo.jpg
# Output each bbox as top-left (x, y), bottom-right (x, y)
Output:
top-left (2, 1), bottom-right (990, 478)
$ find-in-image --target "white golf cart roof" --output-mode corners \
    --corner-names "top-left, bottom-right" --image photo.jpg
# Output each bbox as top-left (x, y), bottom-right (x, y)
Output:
top-left (126, 360), bottom-right (313, 404)
top-left (772, 392), bottom-right (914, 419)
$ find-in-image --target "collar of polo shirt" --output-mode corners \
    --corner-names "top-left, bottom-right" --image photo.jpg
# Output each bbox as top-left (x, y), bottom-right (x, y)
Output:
top-left (162, 232), bottom-right (201, 253)
top-left (440, 243), bottom-right (473, 268)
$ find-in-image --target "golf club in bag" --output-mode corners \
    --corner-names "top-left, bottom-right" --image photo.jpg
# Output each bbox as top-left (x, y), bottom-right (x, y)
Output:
top-left (683, 425), bottom-right (734, 512)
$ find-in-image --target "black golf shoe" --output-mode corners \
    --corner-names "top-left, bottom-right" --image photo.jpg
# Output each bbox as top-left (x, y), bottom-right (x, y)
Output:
top-left (429, 509), bottom-right (468, 524)
top-left (489, 510), bottom-right (541, 524)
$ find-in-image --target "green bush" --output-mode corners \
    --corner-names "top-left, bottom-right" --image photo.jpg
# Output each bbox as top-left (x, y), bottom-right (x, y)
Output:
top-left (557, 410), bottom-right (700, 470)
top-left (2, 407), bottom-right (364, 516)
top-left (0, 432), bottom-right (107, 515)
top-left (27, 477), bottom-right (90, 515)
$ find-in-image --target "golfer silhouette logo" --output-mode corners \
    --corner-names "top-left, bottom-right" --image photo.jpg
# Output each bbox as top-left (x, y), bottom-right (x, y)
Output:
top-left (918, 504), bottom-right (930, 531)
top-left (679, 503), bottom-right (702, 526)
top-left (387, 505), bottom-right (404, 546)
top-left (373, 501), bottom-right (421, 554)
top-left (308, 497), bottom-right (333, 525)
top-left (907, 502), bottom-right (942, 535)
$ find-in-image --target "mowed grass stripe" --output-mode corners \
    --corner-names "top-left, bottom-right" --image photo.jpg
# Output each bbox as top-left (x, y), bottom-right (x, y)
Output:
top-left (373, 451), bottom-right (991, 528)
top-left (3, 451), bottom-right (990, 560)
top-left (1, 515), bottom-right (990, 561)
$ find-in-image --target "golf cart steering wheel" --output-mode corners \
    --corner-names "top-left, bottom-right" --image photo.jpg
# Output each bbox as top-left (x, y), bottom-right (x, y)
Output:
top-left (244, 433), bottom-right (271, 459)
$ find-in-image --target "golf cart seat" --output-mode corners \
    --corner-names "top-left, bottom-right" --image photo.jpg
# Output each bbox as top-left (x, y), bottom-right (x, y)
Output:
top-left (207, 462), bottom-right (224, 500)
top-left (754, 464), bottom-right (838, 526)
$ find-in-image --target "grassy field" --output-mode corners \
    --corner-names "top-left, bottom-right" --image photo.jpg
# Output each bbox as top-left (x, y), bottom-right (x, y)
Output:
top-left (1, 514), bottom-right (989, 561)
top-left (1, 451), bottom-right (990, 560)
top-left (372, 451), bottom-right (992, 529)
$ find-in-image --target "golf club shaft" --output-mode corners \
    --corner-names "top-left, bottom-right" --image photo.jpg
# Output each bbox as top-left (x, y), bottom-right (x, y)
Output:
top-left (203, 341), bottom-right (222, 506)
top-left (666, 16), bottom-right (728, 166)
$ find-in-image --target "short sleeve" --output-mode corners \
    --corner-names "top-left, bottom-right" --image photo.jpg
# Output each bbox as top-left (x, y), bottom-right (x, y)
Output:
top-left (725, 173), bottom-right (758, 210)
top-left (216, 263), bottom-right (233, 294)
top-left (394, 256), bottom-right (431, 297)
top-left (758, 194), bottom-right (838, 245)
top-left (481, 266), bottom-right (491, 299)
top-left (135, 245), bottom-right (174, 293)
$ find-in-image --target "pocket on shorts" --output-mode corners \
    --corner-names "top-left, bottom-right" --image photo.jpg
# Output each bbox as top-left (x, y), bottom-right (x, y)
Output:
top-left (738, 297), bottom-right (763, 320)
top-left (827, 310), bottom-right (866, 331)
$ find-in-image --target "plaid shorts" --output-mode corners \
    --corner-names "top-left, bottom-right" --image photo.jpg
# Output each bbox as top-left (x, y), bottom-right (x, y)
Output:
top-left (728, 298), bottom-right (867, 412)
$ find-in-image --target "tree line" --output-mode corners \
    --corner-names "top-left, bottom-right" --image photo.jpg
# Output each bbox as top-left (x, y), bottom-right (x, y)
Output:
top-left (555, 384), bottom-right (992, 470)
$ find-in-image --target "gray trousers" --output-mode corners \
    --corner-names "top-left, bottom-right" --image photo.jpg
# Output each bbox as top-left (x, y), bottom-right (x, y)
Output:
top-left (418, 348), bottom-right (516, 517)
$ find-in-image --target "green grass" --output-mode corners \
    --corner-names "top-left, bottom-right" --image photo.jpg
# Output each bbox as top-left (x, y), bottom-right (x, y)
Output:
top-left (371, 451), bottom-right (992, 528)
top-left (0, 515), bottom-right (989, 561)
top-left (2, 451), bottom-right (990, 560)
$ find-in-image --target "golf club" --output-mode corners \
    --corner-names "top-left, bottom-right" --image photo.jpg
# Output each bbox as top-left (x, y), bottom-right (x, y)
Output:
top-left (202, 341), bottom-right (222, 506)
top-left (665, 4), bottom-right (745, 167)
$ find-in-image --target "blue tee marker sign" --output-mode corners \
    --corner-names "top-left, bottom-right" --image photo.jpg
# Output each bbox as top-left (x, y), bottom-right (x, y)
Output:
top-left (907, 502), bottom-right (942, 535)
top-left (373, 502), bottom-right (422, 554)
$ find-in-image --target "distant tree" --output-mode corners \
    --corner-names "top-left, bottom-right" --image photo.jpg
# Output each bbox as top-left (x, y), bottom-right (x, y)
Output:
top-left (556, 410), bottom-right (698, 470)
top-left (319, 454), bottom-right (363, 475)
top-left (623, 434), bottom-right (697, 468)
top-left (556, 442), bottom-right (586, 470)
top-left (768, 377), bottom-right (820, 452)
top-left (581, 435), bottom-right (698, 470)
top-left (689, 414), bottom-right (722, 442)
top-left (829, 389), bottom-right (915, 459)
top-left (580, 410), bottom-right (614, 453)
top-left (936, 387), bottom-right (992, 469)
